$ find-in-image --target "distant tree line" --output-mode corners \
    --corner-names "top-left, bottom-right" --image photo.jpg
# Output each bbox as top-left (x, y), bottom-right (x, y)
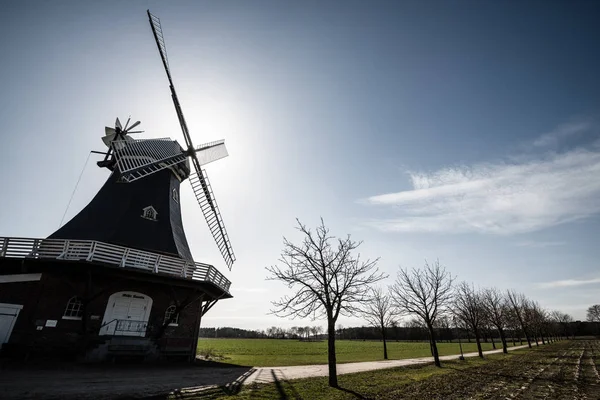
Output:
top-left (199, 321), bottom-right (598, 341)
top-left (198, 325), bottom-right (325, 339)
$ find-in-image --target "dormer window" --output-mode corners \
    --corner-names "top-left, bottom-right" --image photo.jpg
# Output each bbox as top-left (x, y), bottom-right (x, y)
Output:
top-left (172, 188), bottom-right (179, 204)
top-left (141, 206), bottom-right (158, 221)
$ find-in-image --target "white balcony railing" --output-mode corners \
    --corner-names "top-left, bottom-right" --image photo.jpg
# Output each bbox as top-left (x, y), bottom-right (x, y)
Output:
top-left (0, 237), bottom-right (231, 293)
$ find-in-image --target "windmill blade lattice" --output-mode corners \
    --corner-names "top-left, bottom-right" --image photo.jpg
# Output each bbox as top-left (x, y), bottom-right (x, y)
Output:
top-left (189, 169), bottom-right (235, 269)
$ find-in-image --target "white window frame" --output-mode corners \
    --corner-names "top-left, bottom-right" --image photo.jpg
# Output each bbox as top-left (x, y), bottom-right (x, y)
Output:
top-left (62, 296), bottom-right (83, 320)
top-left (164, 305), bottom-right (179, 327)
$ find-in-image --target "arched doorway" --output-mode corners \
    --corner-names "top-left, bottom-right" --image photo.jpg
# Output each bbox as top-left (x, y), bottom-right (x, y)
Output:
top-left (100, 291), bottom-right (153, 337)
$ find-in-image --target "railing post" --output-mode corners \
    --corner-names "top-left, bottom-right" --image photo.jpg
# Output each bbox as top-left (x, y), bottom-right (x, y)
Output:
top-left (57, 240), bottom-right (69, 259)
top-left (0, 237), bottom-right (8, 257)
top-left (120, 249), bottom-right (130, 268)
top-left (86, 241), bottom-right (96, 262)
top-left (29, 239), bottom-right (40, 258)
top-left (154, 255), bottom-right (161, 273)
top-left (181, 263), bottom-right (186, 278)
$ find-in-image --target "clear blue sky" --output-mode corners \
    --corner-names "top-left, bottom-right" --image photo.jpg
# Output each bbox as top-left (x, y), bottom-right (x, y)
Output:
top-left (1, 1), bottom-right (599, 328)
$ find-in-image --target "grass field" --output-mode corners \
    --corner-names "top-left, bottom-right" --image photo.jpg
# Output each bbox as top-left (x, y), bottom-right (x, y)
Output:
top-left (196, 338), bottom-right (523, 367)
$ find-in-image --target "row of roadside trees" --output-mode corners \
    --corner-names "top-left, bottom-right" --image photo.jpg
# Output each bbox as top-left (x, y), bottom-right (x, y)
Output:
top-left (266, 219), bottom-right (577, 387)
top-left (363, 269), bottom-right (574, 367)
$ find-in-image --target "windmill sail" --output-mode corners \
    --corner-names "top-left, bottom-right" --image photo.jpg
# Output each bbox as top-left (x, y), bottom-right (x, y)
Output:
top-left (194, 140), bottom-right (229, 166)
top-left (148, 10), bottom-right (236, 269)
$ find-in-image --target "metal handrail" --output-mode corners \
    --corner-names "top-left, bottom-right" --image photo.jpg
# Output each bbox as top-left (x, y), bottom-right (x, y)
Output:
top-left (0, 237), bottom-right (231, 293)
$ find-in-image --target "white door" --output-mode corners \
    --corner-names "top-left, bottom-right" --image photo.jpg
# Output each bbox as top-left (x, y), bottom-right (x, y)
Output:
top-left (100, 292), bottom-right (152, 337)
top-left (0, 304), bottom-right (23, 349)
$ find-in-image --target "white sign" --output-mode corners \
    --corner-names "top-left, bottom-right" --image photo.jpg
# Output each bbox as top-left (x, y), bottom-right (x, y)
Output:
top-left (45, 320), bottom-right (57, 327)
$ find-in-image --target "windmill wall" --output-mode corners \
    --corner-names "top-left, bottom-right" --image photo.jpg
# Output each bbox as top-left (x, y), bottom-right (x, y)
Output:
top-left (0, 258), bottom-right (224, 362)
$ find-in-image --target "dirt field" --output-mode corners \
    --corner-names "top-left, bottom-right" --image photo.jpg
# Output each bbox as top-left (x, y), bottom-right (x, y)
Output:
top-left (384, 340), bottom-right (600, 400)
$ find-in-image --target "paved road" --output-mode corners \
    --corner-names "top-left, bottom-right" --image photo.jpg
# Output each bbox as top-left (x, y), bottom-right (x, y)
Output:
top-left (0, 362), bottom-right (254, 399)
top-left (245, 343), bottom-right (533, 384)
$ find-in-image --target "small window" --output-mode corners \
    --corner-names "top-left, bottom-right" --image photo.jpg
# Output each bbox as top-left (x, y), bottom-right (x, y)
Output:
top-left (164, 305), bottom-right (179, 326)
top-left (63, 296), bottom-right (83, 320)
top-left (172, 188), bottom-right (179, 204)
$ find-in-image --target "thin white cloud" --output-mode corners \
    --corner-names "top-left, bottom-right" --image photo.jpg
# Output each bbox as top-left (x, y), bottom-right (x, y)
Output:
top-left (537, 278), bottom-right (600, 289)
top-left (533, 118), bottom-right (592, 148)
top-left (363, 147), bottom-right (600, 235)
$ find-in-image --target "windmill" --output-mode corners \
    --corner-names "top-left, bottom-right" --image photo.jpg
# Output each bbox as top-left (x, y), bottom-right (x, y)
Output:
top-left (87, 11), bottom-right (236, 269)
top-left (0, 10), bottom-right (236, 363)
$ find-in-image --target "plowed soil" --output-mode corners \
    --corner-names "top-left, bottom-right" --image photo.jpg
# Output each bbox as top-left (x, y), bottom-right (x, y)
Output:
top-left (386, 340), bottom-right (600, 400)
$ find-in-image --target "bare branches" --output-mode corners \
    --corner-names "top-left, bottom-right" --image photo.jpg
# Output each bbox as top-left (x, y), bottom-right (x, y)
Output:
top-left (266, 218), bottom-right (385, 322)
top-left (453, 282), bottom-right (485, 357)
top-left (362, 287), bottom-right (396, 329)
top-left (361, 286), bottom-right (396, 359)
top-left (506, 289), bottom-right (534, 348)
top-left (390, 260), bottom-right (454, 326)
top-left (389, 260), bottom-right (454, 367)
top-left (481, 287), bottom-right (510, 353)
top-left (587, 305), bottom-right (600, 323)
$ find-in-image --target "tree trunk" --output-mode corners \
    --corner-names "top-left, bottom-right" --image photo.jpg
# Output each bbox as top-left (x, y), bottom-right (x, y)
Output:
top-left (498, 327), bottom-right (508, 354)
top-left (524, 329), bottom-right (532, 348)
top-left (327, 320), bottom-right (338, 387)
top-left (491, 334), bottom-right (496, 349)
top-left (474, 329), bottom-right (483, 358)
top-left (382, 326), bottom-right (388, 360)
top-left (427, 324), bottom-right (441, 367)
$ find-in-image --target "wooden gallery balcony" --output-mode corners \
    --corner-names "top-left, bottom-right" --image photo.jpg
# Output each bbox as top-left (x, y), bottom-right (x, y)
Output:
top-left (0, 237), bottom-right (231, 293)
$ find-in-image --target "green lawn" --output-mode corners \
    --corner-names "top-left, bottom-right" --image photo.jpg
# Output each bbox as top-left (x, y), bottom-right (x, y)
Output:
top-left (196, 338), bottom-right (522, 367)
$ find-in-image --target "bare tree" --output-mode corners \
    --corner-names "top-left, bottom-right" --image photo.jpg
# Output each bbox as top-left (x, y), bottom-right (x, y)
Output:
top-left (506, 290), bottom-right (532, 348)
top-left (527, 301), bottom-right (548, 345)
top-left (453, 282), bottom-right (485, 358)
top-left (548, 310), bottom-right (571, 341)
top-left (587, 304), bottom-right (600, 323)
top-left (361, 286), bottom-right (397, 359)
top-left (266, 219), bottom-right (386, 387)
top-left (481, 287), bottom-right (509, 354)
top-left (390, 260), bottom-right (454, 367)
top-left (553, 311), bottom-right (574, 340)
